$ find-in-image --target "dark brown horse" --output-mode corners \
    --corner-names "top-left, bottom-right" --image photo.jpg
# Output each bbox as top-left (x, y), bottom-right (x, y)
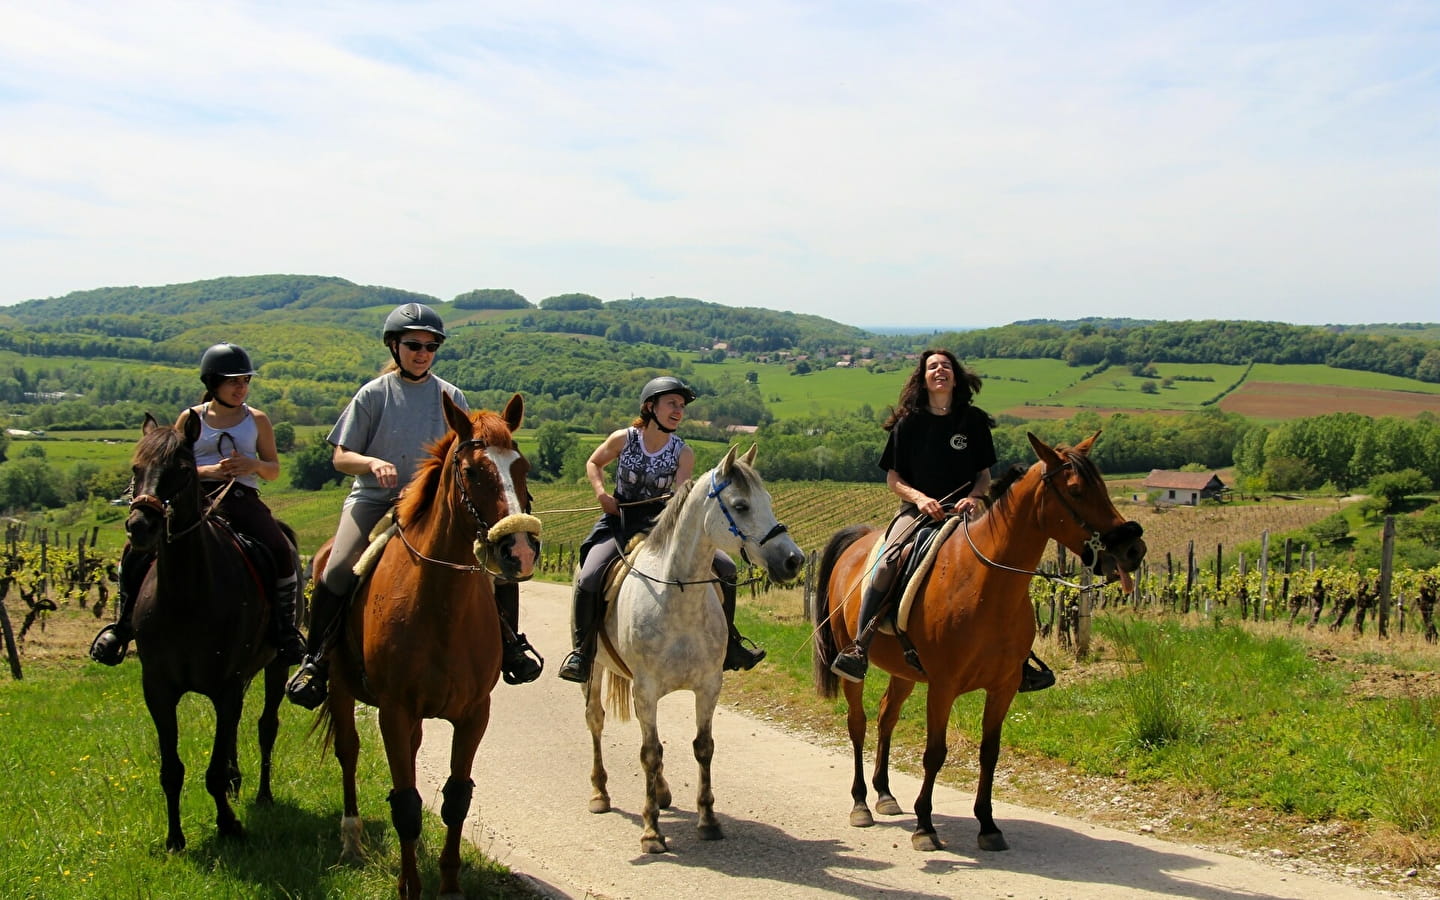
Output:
top-left (315, 393), bottom-right (539, 899)
top-left (126, 411), bottom-right (298, 851)
top-left (813, 432), bottom-right (1146, 852)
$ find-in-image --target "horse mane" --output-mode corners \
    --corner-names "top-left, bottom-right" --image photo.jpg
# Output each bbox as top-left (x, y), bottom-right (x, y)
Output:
top-left (397, 408), bottom-right (516, 524)
top-left (132, 422), bottom-right (187, 469)
top-left (988, 441), bottom-right (1103, 516)
top-left (644, 457), bottom-right (759, 549)
top-left (643, 477), bottom-right (695, 548)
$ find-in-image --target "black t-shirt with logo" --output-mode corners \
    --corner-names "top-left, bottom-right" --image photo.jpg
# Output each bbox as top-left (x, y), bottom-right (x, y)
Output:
top-left (878, 406), bottom-right (997, 505)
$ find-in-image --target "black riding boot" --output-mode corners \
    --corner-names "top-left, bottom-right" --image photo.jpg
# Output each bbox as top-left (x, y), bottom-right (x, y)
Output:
top-left (557, 588), bottom-right (601, 683)
top-left (830, 576), bottom-right (892, 684)
top-left (1019, 651), bottom-right (1056, 693)
top-left (719, 574), bottom-right (765, 671)
top-left (285, 582), bottom-right (343, 709)
top-left (271, 575), bottom-right (306, 666)
top-left (89, 549), bottom-right (148, 666)
top-left (495, 581), bottom-right (543, 685)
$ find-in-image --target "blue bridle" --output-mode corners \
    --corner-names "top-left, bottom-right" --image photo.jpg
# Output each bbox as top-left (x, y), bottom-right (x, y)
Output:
top-left (707, 469), bottom-right (789, 564)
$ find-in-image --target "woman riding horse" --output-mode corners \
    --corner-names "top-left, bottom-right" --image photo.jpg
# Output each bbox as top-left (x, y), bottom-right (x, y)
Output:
top-left (830, 348), bottom-right (1053, 692)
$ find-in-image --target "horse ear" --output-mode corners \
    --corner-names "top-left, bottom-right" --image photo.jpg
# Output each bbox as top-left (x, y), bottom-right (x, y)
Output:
top-left (1073, 430), bottom-right (1102, 456)
top-left (142, 413), bottom-right (160, 435)
top-left (503, 393), bottom-right (524, 432)
top-left (741, 444), bottom-right (758, 467)
top-left (1027, 431), bottom-right (1062, 469)
top-left (718, 444), bottom-right (739, 475)
top-left (180, 409), bottom-right (202, 445)
top-left (442, 392), bottom-right (473, 441)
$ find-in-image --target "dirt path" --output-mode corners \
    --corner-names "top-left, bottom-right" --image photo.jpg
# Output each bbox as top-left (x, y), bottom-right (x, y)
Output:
top-left (409, 582), bottom-right (1403, 899)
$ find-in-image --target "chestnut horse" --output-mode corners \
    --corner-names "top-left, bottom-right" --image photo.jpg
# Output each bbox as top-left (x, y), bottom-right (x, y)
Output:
top-left (125, 412), bottom-right (299, 851)
top-left (584, 445), bottom-right (805, 853)
top-left (315, 394), bottom-right (539, 899)
top-left (813, 432), bottom-right (1146, 852)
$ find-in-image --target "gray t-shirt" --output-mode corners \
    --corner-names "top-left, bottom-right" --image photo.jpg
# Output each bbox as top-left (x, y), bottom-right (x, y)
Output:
top-left (328, 371), bottom-right (469, 502)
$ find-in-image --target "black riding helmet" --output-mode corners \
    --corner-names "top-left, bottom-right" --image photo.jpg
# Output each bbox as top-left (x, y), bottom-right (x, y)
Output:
top-left (199, 343), bottom-right (257, 392)
top-left (383, 303), bottom-right (447, 380)
top-left (640, 375), bottom-right (696, 408)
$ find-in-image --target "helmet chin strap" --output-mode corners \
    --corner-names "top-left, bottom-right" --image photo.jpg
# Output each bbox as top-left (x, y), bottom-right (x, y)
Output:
top-left (389, 348), bottom-right (429, 381)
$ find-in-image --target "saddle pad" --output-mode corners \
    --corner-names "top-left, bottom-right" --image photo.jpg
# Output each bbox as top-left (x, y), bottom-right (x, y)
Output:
top-left (353, 523), bottom-right (397, 579)
top-left (892, 517), bottom-right (960, 634)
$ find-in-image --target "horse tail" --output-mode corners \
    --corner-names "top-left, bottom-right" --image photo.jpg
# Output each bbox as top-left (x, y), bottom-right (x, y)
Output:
top-left (813, 523), bottom-right (874, 700)
top-left (310, 700), bottom-right (336, 753)
top-left (603, 669), bottom-right (633, 722)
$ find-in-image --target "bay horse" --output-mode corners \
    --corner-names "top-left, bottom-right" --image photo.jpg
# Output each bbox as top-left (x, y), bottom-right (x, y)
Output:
top-left (584, 445), bottom-right (805, 853)
top-left (315, 393), bottom-right (539, 899)
top-left (125, 411), bottom-right (299, 852)
top-left (813, 431), bottom-right (1146, 852)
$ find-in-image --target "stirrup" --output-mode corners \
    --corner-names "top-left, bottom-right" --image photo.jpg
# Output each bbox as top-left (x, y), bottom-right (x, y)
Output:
top-left (1018, 654), bottom-right (1056, 693)
top-left (829, 646), bottom-right (868, 684)
top-left (724, 635), bottom-right (766, 671)
top-left (501, 633), bottom-right (544, 685)
top-left (285, 660), bottom-right (329, 709)
top-left (557, 649), bottom-right (591, 684)
top-left (89, 625), bottom-right (130, 666)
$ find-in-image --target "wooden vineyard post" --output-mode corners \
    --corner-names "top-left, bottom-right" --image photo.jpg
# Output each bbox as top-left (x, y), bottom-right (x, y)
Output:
top-left (1378, 516), bottom-right (1396, 639)
top-left (1076, 565), bottom-right (1093, 660)
top-left (1258, 531), bottom-right (1270, 621)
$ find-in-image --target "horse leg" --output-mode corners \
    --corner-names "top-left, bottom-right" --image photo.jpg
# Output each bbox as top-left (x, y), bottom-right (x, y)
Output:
top-left (584, 677), bottom-right (611, 813)
top-left (205, 682), bottom-right (247, 841)
top-left (873, 676), bottom-right (916, 817)
top-left (378, 705), bottom-right (425, 899)
top-left (255, 660), bottom-right (287, 806)
top-left (635, 695), bottom-right (668, 854)
top-left (142, 681), bottom-right (186, 852)
top-left (974, 689), bottom-right (1016, 852)
top-left (692, 678), bottom-right (723, 841)
top-left (330, 685), bottom-right (364, 862)
top-left (911, 688), bottom-right (954, 852)
top-left (842, 677), bottom-right (873, 828)
top-left (437, 709), bottom-right (489, 900)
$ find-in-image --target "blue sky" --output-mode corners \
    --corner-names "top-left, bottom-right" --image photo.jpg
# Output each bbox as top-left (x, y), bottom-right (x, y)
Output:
top-left (1, 1), bottom-right (1436, 329)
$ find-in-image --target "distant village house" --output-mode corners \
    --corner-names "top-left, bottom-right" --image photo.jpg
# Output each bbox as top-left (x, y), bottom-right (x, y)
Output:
top-left (1141, 470), bottom-right (1228, 505)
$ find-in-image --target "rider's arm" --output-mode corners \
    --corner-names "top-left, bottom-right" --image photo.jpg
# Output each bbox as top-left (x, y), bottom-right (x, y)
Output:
top-left (586, 430), bottom-right (627, 516)
top-left (333, 444), bottom-right (399, 489)
top-left (886, 469), bottom-right (944, 520)
top-left (673, 445), bottom-right (695, 485)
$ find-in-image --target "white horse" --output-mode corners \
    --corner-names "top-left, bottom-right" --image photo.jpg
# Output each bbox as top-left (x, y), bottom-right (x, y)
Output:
top-left (583, 445), bottom-right (805, 853)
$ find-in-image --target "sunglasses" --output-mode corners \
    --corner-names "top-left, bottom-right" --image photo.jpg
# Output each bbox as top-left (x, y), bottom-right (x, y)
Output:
top-left (399, 340), bottom-right (442, 353)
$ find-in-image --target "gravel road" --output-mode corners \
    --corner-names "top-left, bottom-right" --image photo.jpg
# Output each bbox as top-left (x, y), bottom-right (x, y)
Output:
top-left (404, 581), bottom-right (1404, 899)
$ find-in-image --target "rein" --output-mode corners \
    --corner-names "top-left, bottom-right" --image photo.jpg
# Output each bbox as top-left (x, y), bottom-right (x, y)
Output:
top-left (958, 459), bottom-right (1107, 592)
top-left (608, 471), bottom-right (787, 590)
top-left (130, 468), bottom-right (238, 545)
top-left (392, 436), bottom-right (539, 577)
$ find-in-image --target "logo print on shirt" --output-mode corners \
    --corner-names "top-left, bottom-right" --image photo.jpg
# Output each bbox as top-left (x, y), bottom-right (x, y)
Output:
top-left (950, 433), bottom-right (968, 451)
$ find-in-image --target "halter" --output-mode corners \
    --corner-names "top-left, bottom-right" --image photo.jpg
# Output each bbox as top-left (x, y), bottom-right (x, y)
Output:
top-left (707, 469), bottom-right (789, 565)
top-left (129, 455), bottom-right (214, 544)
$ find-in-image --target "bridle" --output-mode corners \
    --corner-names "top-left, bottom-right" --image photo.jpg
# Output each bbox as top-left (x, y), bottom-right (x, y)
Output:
top-left (707, 469), bottom-right (789, 565)
top-left (394, 436), bottom-right (541, 577)
top-left (129, 454), bottom-right (210, 544)
top-left (611, 469), bottom-right (789, 589)
top-left (959, 457), bottom-right (1136, 591)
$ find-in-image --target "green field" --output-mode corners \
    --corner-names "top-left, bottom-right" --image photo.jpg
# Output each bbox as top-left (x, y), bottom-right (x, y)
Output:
top-left (1046, 363), bottom-right (1248, 411)
top-left (1247, 363), bottom-right (1440, 393)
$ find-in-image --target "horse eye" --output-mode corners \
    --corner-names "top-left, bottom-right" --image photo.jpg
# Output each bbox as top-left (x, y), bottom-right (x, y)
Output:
top-left (733, 501), bottom-right (750, 513)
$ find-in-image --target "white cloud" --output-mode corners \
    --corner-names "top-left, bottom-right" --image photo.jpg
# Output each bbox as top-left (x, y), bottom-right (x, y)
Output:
top-left (1, 0), bottom-right (1435, 327)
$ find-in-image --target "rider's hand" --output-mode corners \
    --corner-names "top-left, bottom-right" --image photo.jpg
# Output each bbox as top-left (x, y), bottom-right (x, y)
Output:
top-left (598, 493), bottom-right (621, 516)
top-left (370, 458), bottom-right (399, 489)
top-left (916, 495), bottom-right (944, 520)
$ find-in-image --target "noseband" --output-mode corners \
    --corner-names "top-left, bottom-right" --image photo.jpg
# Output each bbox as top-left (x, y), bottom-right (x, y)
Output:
top-left (1040, 459), bottom-right (1141, 571)
top-left (707, 470), bottom-right (788, 566)
top-left (397, 436), bottom-right (541, 577)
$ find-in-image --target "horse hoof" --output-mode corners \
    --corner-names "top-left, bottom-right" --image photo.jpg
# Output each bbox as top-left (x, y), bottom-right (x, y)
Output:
top-left (589, 796), bottom-right (611, 814)
top-left (875, 796), bottom-right (903, 816)
top-left (849, 805), bottom-right (875, 828)
top-left (219, 820), bottom-right (246, 841)
top-left (641, 836), bottom-right (668, 854)
top-left (166, 836), bottom-right (186, 853)
top-left (697, 823), bottom-right (724, 841)
top-left (912, 831), bottom-right (945, 851)
top-left (977, 830), bottom-right (1009, 852)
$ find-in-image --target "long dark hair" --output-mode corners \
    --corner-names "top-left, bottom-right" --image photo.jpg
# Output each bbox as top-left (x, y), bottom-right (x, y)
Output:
top-left (882, 348), bottom-right (983, 431)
